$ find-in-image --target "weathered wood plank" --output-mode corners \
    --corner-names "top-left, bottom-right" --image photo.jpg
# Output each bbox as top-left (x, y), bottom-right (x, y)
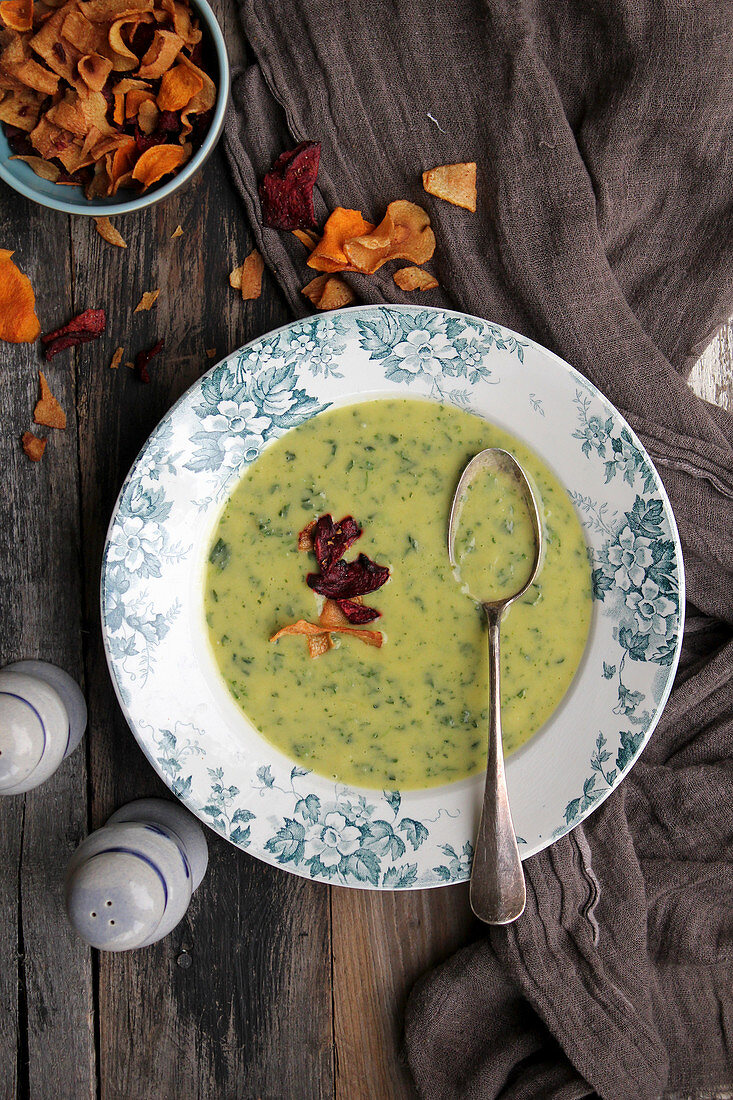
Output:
top-left (332, 885), bottom-right (479, 1099)
top-left (0, 190), bottom-right (95, 1099)
top-left (71, 143), bottom-right (334, 1098)
top-left (688, 320), bottom-right (733, 408)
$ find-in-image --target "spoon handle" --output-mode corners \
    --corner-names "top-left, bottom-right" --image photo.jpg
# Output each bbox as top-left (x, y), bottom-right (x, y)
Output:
top-left (469, 604), bottom-right (527, 925)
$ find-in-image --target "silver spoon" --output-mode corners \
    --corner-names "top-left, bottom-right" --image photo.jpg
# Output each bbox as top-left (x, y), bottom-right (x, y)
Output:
top-left (448, 448), bottom-right (543, 925)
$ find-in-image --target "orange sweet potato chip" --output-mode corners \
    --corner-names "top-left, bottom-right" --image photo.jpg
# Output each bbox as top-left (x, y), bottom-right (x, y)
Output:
top-left (0, 248), bottom-right (40, 343)
top-left (307, 631), bottom-right (332, 659)
top-left (131, 142), bottom-right (187, 188)
top-left (307, 207), bottom-right (374, 273)
top-left (133, 288), bottom-right (160, 311)
top-left (0, 0), bottom-right (32, 32)
top-left (94, 216), bottom-right (127, 248)
top-left (422, 162), bottom-right (477, 212)
top-left (344, 201), bottom-right (435, 274)
top-left (393, 265), bottom-right (439, 292)
top-left (22, 430), bottom-right (46, 462)
top-left (34, 370), bottom-right (66, 429)
top-left (171, 224), bottom-right (184, 238)
top-left (233, 249), bottom-right (264, 300)
top-left (157, 61), bottom-right (202, 111)
top-left (292, 228), bottom-right (320, 250)
top-left (109, 346), bottom-right (124, 369)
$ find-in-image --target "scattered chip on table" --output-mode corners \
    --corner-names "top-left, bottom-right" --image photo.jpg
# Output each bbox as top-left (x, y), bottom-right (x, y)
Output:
top-left (21, 430), bottom-right (46, 462)
top-left (134, 337), bottom-right (164, 382)
top-left (109, 346), bottom-right (124, 369)
top-left (34, 370), bottom-right (66, 429)
top-left (422, 162), bottom-right (477, 211)
top-left (134, 289), bottom-right (160, 312)
top-left (42, 307), bottom-right (106, 360)
top-left (238, 249), bottom-right (264, 300)
top-left (0, 248), bottom-right (40, 343)
top-left (259, 141), bottom-right (321, 230)
top-left (301, 273), bottom-right (355, 311)
top-left (171, 225), bottom-right (184, 239)
top-left (343, 201), bottom-right (435, 273)
top-left (94, 217), bottom-right (127, 249)
top-left (393, 266), bottom-right (439, 292)
top-left (205, 347), bottom-right (216, 358)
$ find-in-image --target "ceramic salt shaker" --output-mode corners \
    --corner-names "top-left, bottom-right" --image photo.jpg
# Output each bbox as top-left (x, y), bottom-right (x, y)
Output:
top-left (0, 660), bottom-right (87, 795)
top-left (65, 798), bottom-right (208, 951)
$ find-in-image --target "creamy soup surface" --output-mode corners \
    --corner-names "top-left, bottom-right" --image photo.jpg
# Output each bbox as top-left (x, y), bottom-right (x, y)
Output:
top-left (204, 399), bottom-right (592, 789)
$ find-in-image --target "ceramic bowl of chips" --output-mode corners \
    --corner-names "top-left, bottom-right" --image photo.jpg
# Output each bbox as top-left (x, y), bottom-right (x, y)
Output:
top-left (0, 0), bottom-right (228, 216)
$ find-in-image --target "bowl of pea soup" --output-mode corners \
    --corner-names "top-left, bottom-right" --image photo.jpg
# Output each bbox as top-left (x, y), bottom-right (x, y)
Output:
top-left (102, 305), bottom-right (684, 889)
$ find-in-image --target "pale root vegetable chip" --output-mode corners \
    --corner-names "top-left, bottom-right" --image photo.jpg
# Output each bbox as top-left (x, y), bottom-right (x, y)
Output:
top-left (307, 631), bottom-right (333, 659)
top-left (131, 142), bottom-right (188, 189)
top-left (0, 0), bottom-right (32, 32)
top-left (133, 288), bottom-right (160, 311)
top-left (316, 276), bottom-right (356, 311)
top-left (157, 61), bottom-right (202, 111)
top-left (10, 154), bottom-right (61, 181)
top-left (422, 161), bottom-right (477, 211)
top-left (393, 265), bottom-right (439, 292)
top-left (344, 200), bottom-right (435, 273)
top-left (137, 98), bottom-right (159, 134)
top-left (171, 224), bottom-right (184, 238)
top-left (34, 370), bottom-right (66, 429)
top-left (239, 249), bottom-right (264, 300)
top-left (270, 618), bottom-right (383, 652)
top-left (298, 518), bottom-right (316, 552)
top-left (77, 53), bottom-right (113, 92)
top-left (292, 228), bottom-right (320, 250)
top-left (94, 216), bottom-right (127, 248)
top-left (0, 248), bottom-right (40, 342)
top-left (22, 430), bottom-right (46, 462)
top-left (137, 28), bottom-right (183, 79)
top-left (306, 207), bottom-right (374, 272)
top-left (109, 346), bottom-right (124, 369)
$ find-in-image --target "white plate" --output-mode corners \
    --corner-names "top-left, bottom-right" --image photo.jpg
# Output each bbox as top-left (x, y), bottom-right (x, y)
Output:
top-left (101, 306), bottom-right (684, 889)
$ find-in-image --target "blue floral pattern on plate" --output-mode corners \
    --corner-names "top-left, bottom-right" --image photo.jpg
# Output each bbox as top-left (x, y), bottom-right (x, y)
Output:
top-left (101, 306), bottom-right (684, 889)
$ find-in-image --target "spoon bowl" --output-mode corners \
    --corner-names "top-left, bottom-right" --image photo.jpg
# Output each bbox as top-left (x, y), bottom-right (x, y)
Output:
top-left (448, 448), bottom-right (543, 924)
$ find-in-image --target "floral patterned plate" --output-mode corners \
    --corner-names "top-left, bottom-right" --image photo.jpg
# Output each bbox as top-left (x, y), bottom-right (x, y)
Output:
top-left (101, 306), bottom-right (684, 889)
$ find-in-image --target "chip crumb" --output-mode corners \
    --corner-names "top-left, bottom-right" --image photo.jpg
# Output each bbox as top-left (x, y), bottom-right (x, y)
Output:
top-left (240, 249), bottom-right (264, 300)
top-left (422, 162), bottom-right (477, 212)
top-left (95, 217), bottom-right (127, 249)
top-left (206, 347), bottom-right (217, 359)
top-left (393, 266), bottom-right (439, 292)
top-left (171, 225), bottom-right (184, 239)
top-left (22, 431), bottom-right (46, 462)
top-left (125, 361), bottom-right (135, 370)
top-left (109, 347), bottom-right (124, 370)
top-left (134, 289), bottom-right (161, 313)
top-left (34, 370), bottom-right (66, 429)
top-left (229, 264), bottom-right (243, 290)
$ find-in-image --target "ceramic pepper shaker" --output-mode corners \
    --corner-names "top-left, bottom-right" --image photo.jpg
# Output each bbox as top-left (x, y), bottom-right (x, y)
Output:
top-left (64, 798), bottom-right (208, 951)
top-left (0, 660), bottom-right (87, 795)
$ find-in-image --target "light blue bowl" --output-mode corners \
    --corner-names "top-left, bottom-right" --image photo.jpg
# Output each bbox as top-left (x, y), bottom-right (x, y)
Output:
top-left (0, 0), bottom-right (229, 216)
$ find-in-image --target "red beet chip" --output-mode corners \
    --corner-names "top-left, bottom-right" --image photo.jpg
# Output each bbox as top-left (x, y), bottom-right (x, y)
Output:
top-left (307, 554), bottom-right (390, 599)
top-left (259, 140), bottom-right (321, 230)
top-left (336, 600), bottom-right (381, 624)
top-left (43, 331), bottom-right (100, 361)
top-left (134, 338), bottom-right (164, 383)
top-left (313, 514), bottom-right (362, 571)
top-left (42, 308), bottom-right (106, 344)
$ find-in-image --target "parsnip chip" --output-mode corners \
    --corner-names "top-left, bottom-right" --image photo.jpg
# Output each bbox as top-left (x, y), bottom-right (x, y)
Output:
top-left (270, 618), bottom-right (382, 651)
top-left (307, 207), bottom-right (374, 273)
top-left (0, 248), bottom-right (40, 343)
top-left (131, 142), bottom-right (187, 188)
top-left (136, 28), bottom-right (183, 78)
top-left (34, 370), bottom-right (66, 429)
top-left (156, 61), bottom-right (202, 111)
top-left (137, 97), bottom-right (158, 134)
top-left (301, 273), bottom-right (329, 305)
top-left (298, 519), bottom-right (316, 552)
top-left (22, 430), bottom-right (46, 462)
top-left (133, 288), bottom-right (160, 311)
top-left (393, 265), bottom-right (439, 292)
top-left (77, 52), bottom-right (112, 91)
top-left (109, 345), bottom-right (124, 369)
top-left (94, 216), bottom-right (127, 248)
top-left (0, 0), bottom-right (32, 32)
top-left (292, 228), bottom-right (320, 250)
top-left (228, 263), bottom-right (242, 289)
top-left (171, 224), bottom-right (184, 238)
top-left (10, 154), bottom-right (61, 181)
top-left (239, 248), bottom-right (264, 300)
top-left (315, 276), bottom-right (355, 311)
top-left (422, 161), bottom-right (477, 211)
top-left (344, 200), bottom-right (435, 273)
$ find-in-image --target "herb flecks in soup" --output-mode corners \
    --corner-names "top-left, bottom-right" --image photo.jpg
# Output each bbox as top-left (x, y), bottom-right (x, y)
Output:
top-left (204, 399), bottom-right (592, 790)
top-left (453, 465), bottom-right (537, 603)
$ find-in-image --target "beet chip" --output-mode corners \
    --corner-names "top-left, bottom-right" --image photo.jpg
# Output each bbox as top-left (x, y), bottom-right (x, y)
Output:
top-left (134, 338), bottom-right (164, 383)
top-left (42, 308), bottom-right (106, 359)
top-left (259, 141), bottom-right (321, 230)
top-left (313, 513), bottom-right (362, 571)
top-left (308, 553), bottom-right (390, 599)
top-left (336, 599), bottom-right (381, 624)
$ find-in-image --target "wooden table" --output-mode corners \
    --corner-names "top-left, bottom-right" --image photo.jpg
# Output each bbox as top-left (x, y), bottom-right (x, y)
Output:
top-left (1, 6), bottom-right (731, 1092)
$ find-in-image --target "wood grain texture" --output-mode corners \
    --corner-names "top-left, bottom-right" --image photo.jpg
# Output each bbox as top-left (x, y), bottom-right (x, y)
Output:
top-left (332, 885), bottom-right (479, 1100)
top-left (688, 320), bottom-right (733, 408)
top-left (0, 191), bottom-right (95, 1099)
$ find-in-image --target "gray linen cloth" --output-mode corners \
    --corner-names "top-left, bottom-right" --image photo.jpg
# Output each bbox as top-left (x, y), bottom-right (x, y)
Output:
top-left (223, 1), bottom-right (733, 1096)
